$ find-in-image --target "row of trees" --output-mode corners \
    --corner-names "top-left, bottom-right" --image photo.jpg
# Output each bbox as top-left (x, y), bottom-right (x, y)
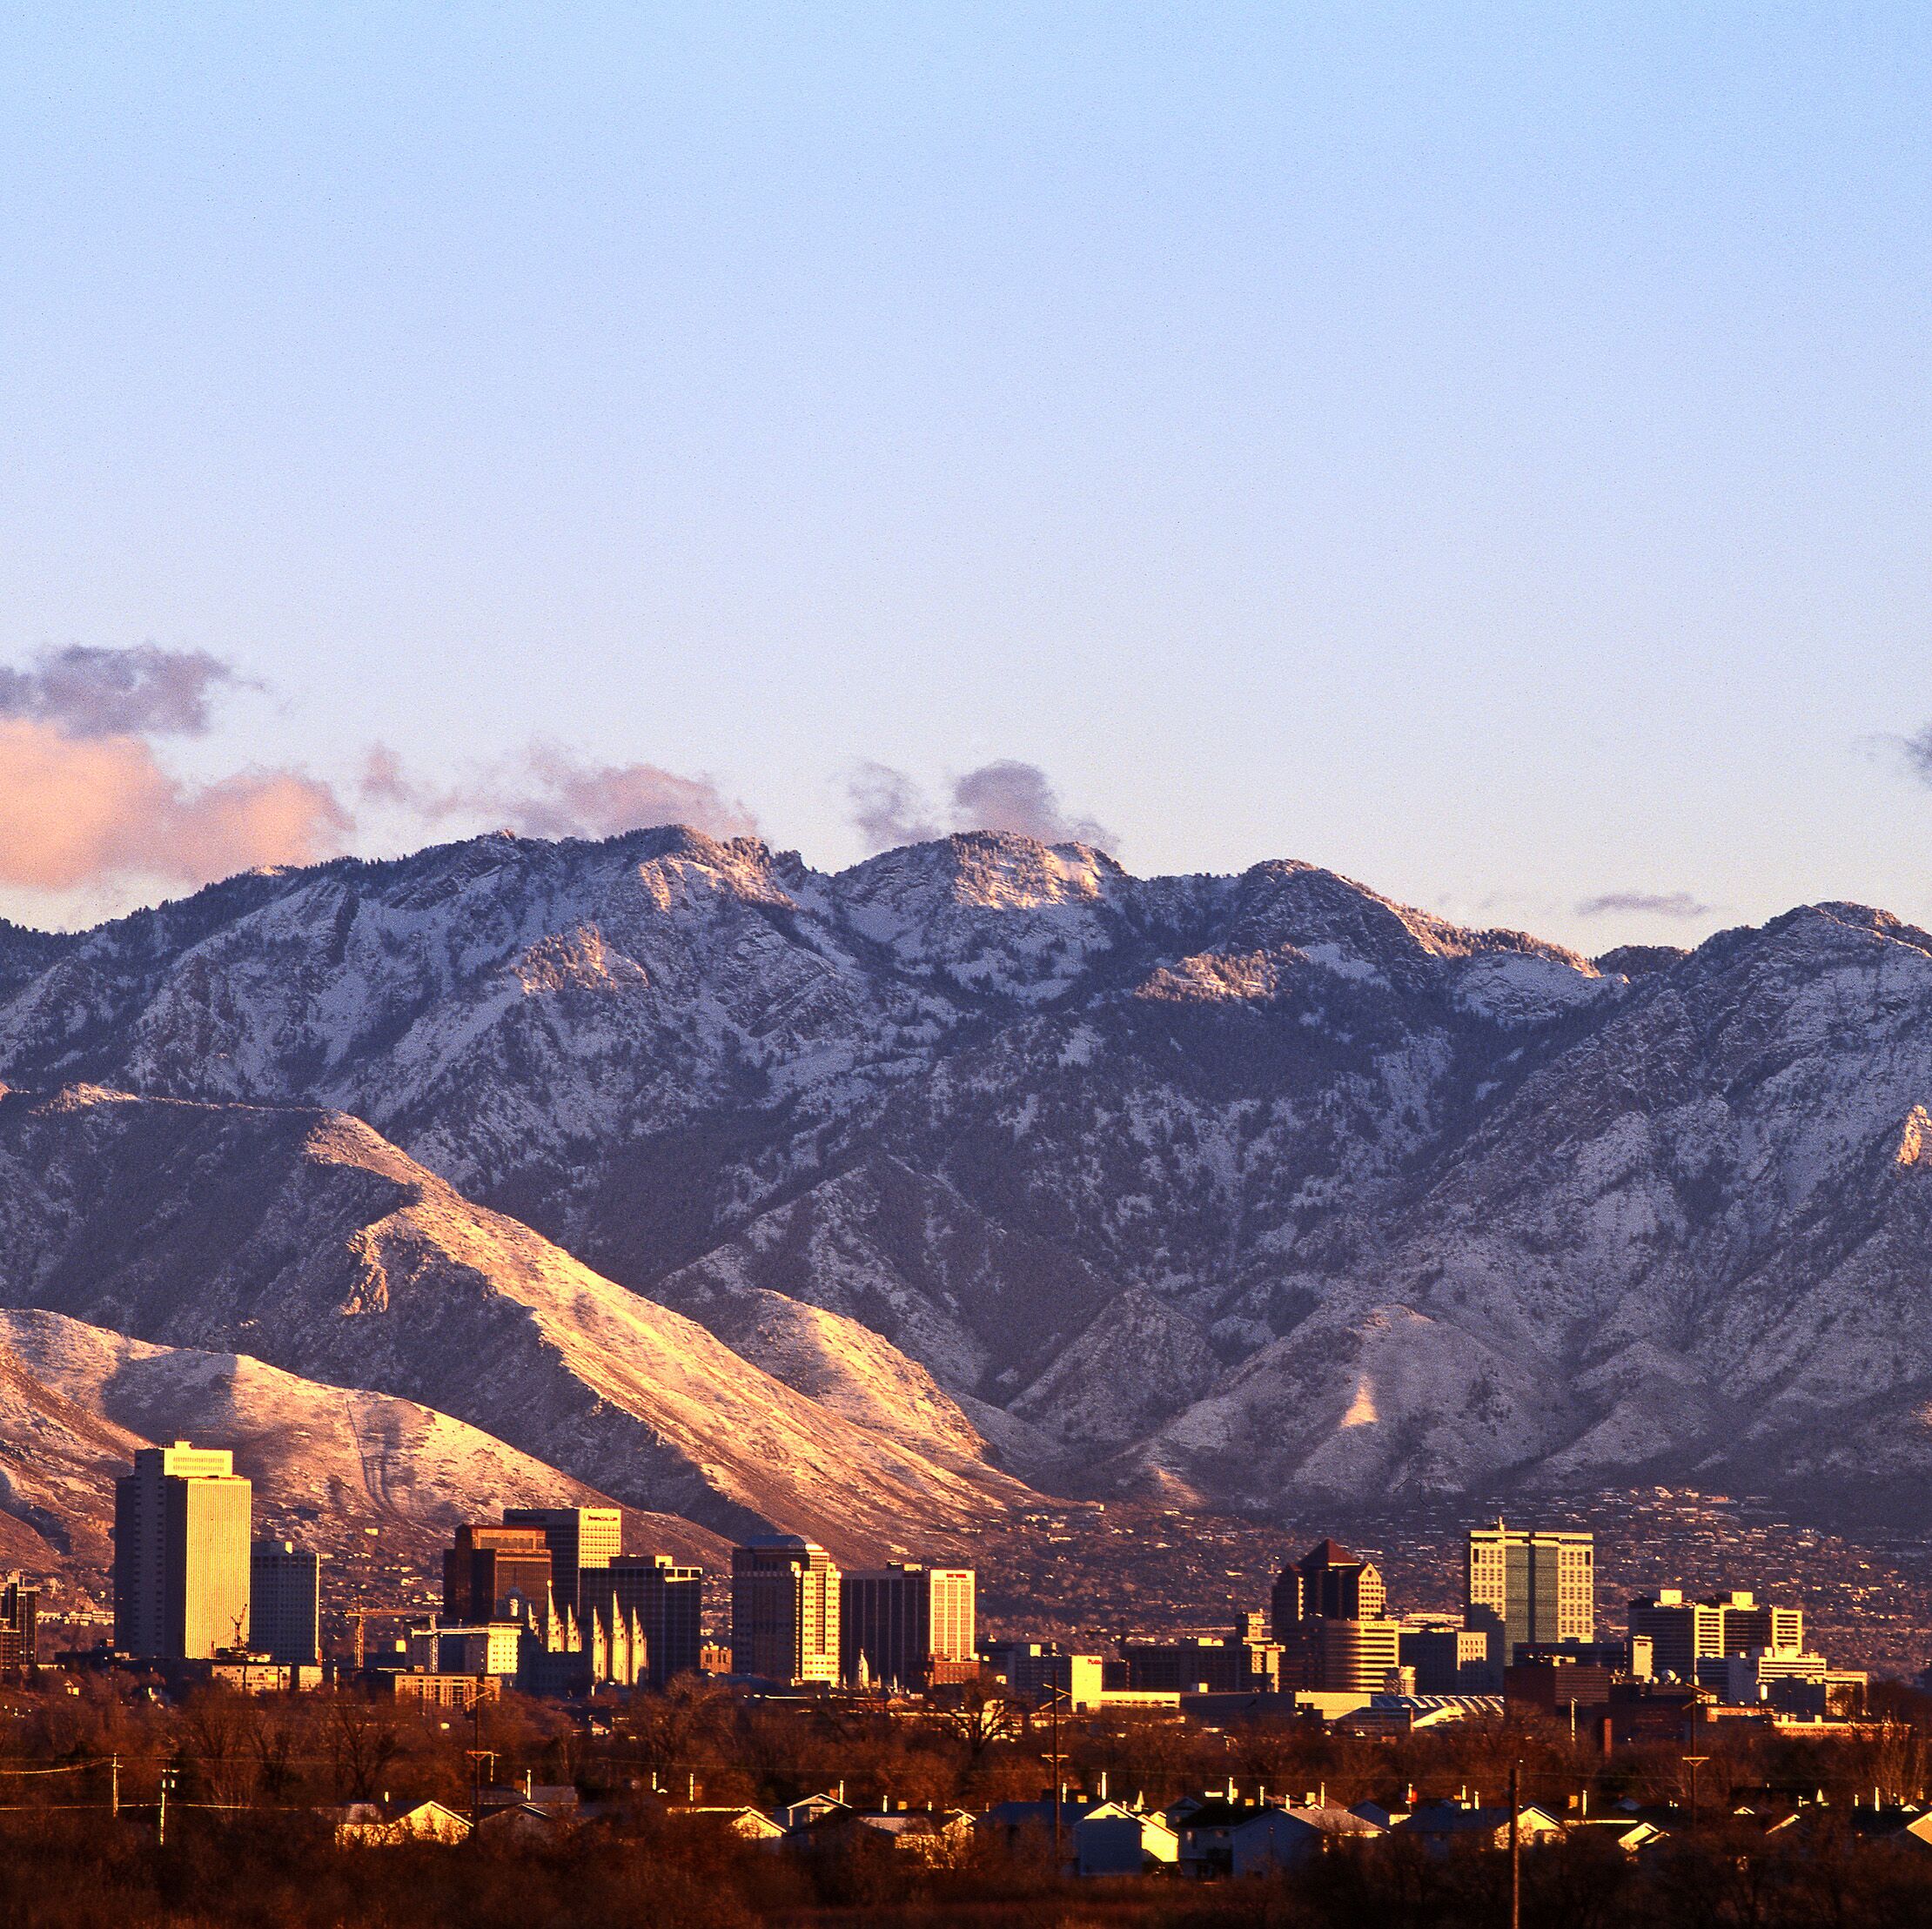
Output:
top-left (5, 1672), bottom-right (1932, 1818)
top-left (1, 1673), bottom-right (1932, 1926)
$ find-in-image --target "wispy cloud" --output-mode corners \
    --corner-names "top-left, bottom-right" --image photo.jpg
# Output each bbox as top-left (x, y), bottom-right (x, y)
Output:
top-left (846, 761), bottom-right (941, 849)
top-left (1575, 890), bottom-right (1714, 920)
top-left (0, 646), bottom-right (346, 894)
top-left (1898, 725), bottom-right (1932, 785)
top-left (951, 759), bottom-right (1114, 847)
top-left (0, 641), bottom-right (757, 904)
top-left (512, 746), bottom-right (755, 841)
top-left (0, 643), bottom-right (251, 738)
top-left (359, 741), bottom-right (755, 842)
top-left (847, 758), bottom-right (1115, 854)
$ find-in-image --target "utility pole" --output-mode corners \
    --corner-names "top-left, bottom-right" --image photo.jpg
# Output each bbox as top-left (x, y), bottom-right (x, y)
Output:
top-left (465, 1748), bottom-right (497, 1829)
top-left (1508, 1759), bottom-right (1521, 1929)
top-left (1046, 1685), bottom-right (1069, 1872)
top-left (109, 1755), bottom-right (118, 1820)
top-left (1682, 1754), bottom-right (1710, 1832)
top-left (158, 1766), bottom-right (176, 1846)
top-left (466, 1679), bottom-right (495, 1828)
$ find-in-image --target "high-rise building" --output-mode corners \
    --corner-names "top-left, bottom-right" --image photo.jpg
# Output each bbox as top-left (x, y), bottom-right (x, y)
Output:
top-left (579, 1555), bottom-right (705, 1685)
top-left (1466, 1523), bottom-right (1593, 1668)
top-left (442, 1525), bottom-right (553, 1629)
top-left (1627, 1588), bottom-right (1804, 1681)
top-left (113, 1442), bottom-right (252, 1660)
top-left (249, 1541), bottom-right (320, 1665)
top-left (1706, 1591), bottom-right (1802, 1657)
top-left (839, 1564), bottom-right (975, 1690)
top-left (1271, 1539), bottom-right (1386, 1638)
top-left (1302, 1617), bottom-right (1403, 1695)
top-left (0, 1574), bottom-right (37, 1676)
top-left (1271, 1539), bottom-right (1395, 1693)
top-left (501, 1507), bottom-right (622, 1617)
top-left (730, 1536), bottom-right (841, 1685)
top-left (1627, 1591), bottom-right (1721, 1679)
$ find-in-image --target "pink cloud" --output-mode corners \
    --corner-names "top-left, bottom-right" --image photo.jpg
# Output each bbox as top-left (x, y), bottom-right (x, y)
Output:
top-left (359, 740), bottom-right (755, 842)
top-left (847, 757), bottom-right (1115, 854)
top-left (0, 719), bottom-right (350, 889)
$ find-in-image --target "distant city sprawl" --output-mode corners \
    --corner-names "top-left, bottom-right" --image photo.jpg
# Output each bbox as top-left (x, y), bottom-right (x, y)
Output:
top-left (0, 1448), bottom-right (1929, 1924)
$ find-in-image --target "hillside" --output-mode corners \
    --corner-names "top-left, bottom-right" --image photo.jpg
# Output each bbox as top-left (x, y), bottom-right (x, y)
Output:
top-left (0, 1306), bottom-right (726, 1585)
top-left (0, 1088), bottom-right (1029, 1560)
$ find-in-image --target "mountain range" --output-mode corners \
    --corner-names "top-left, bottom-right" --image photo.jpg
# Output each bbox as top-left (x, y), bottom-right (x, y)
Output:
top-left (0, 823), bottom-right (1929, 1574)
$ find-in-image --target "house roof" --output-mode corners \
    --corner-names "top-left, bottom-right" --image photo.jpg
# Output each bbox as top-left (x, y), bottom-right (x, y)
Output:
top-left (1278, 1806), bottom-right (1381, 1837)
top-left (1177, 1800), bottom-right (1258, 1830)
top-left (1397, 1803), bottom-right (1565, 1836)
top-left (983, 1798), bottom-right (1102, 1827)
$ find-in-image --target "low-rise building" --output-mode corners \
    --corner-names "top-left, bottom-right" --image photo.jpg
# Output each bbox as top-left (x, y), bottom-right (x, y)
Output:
top-left (1697, 1650), bottom-right (1864, 1715)
top-left (1392, 1800), bottom-right (1567, 1854)
top-left (387, 1671), bottom-right (500, 1710)
top-left (406, 1621), bottom-right (522, 1678)
top-left (1399, 1619), bottom-right (1493, 1693)
top-left (332, 1799), bottom-right (471, 1846)
top-left (1073, 1803), bottom-right (1179, 1875)
top-left (671, 1805), bottom-right (788, 1843)
top-left (1122, 1629), bottom-right (1280, 1694)
top-left (1336, 1694), bottom-right (1502, 1738)
top-left (1174, 1799), bottom-right (1383, 1878)
top-left (978, 1641), bottom-right (1106, 1710)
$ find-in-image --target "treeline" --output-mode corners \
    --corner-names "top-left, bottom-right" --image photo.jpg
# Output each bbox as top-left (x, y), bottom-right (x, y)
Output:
top-left (7, 1671), bottom-right (1932, 1815)
top-left (0, 1673), bottom-right (1930, 1926)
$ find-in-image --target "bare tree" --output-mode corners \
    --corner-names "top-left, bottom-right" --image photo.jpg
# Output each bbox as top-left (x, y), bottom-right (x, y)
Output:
top-left (324, 1691), bottom-right (400, 1802)
top-left (932, 1685), bottom-right (1020, 1778)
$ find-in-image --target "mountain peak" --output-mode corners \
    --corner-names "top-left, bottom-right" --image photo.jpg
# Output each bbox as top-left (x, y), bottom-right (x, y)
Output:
top-left (837, 831), bottom-right (1124, 911)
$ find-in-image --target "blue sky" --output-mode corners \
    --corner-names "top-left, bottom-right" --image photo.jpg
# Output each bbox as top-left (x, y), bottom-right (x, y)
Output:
top-left (1, 4), bottom-right (1929, 943)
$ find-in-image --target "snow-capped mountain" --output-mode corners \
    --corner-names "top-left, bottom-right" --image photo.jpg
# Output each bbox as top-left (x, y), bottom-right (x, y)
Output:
top-left (0, 827), bottom-right (1929, 1527)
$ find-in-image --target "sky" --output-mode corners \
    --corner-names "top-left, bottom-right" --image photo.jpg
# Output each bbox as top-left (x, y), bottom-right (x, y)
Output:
top-left (1, 3), bottom-right (1929, 947)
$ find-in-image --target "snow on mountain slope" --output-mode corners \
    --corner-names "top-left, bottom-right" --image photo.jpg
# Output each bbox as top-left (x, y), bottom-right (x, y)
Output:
top-left (0, 1088), bottom-right (1030, 1559)
top-left (1200, 901), bottom-right (1932, 1511)
top-left (647, 1154), bottom-right (1117, 1400)
top-left (10, 828), bottom-right (1932, 1522)
top-left (1124, 1298), bottom-right (1566, 1506)
top-left (0, 1321), bottom-right (144, 1574)
top-left (1009, 1288), bottom-right (1218, 1458)
top-left (0, 1306), bottom-right (723, 1577)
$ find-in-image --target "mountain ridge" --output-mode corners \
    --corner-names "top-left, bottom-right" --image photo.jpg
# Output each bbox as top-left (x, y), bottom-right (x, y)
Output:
top-left (0, 826), bottom-right (1926, 1530)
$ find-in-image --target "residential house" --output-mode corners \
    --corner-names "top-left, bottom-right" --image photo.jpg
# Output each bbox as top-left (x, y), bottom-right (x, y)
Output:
top-left (1073, 1802), bottom-right (1180, 1875)
top-left (1392, 1801), bottom-right (1567, 1854)
top-left (332, 1798), bottom-right (471, 1846)
top-left (1177, 1800), bottom-right (1382, 1878)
